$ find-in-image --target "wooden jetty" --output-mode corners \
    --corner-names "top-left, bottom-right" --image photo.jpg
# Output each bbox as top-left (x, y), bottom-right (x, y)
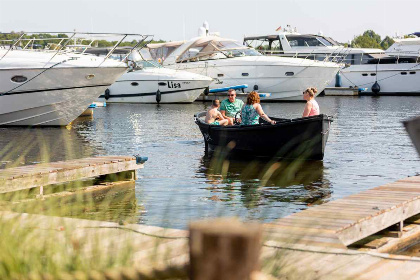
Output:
top-left (2, 170), bottom-right (420, 279)
top-left (0, 156), bottom-right (146, 195)
top-left (323, 87), bottom-right (359, 96)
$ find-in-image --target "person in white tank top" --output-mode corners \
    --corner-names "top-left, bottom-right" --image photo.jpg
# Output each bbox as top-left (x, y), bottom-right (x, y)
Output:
top-left (302, 87), bottom-right (320, 117)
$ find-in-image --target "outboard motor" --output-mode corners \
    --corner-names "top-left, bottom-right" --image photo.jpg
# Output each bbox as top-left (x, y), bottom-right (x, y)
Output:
top-left (253, 85), bottom-right (259, 91)
top-left (371, 81), bottom-right (380, 94)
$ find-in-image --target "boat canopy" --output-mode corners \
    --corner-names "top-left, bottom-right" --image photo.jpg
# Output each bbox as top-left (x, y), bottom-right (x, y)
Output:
top-left (244, 35), bottom-right (279, 41)
top-left (176, 36), bottom-right (261, 63)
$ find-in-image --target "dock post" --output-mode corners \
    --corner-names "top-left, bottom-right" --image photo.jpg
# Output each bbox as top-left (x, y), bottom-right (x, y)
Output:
top-left (399, 221), bottom-right (404, 238)
top-left (189, 218), bottom-right (262, 280)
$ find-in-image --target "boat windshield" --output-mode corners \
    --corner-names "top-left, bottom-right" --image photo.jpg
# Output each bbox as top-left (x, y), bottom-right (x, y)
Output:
top-left (286, 35), bottom-right (338, 47)
top-left (177, 39), bottom-right (261, 63)
top-left (317, 36), bottom-right (335, 46)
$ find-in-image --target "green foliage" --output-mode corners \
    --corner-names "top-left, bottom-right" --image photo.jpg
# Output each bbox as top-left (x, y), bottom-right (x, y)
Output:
top-left (351, 30), bottom-right (396, 50)
top-left (380, 36), bottom-right (395, 50)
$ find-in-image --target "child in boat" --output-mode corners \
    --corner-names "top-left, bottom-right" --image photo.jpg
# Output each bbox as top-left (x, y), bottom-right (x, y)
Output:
top-left (241, 91), bottom-right (276, 125)
top-left (205, 99), bottom-right (231, 126)
top-left (302, 87), bottom-right (320, 117)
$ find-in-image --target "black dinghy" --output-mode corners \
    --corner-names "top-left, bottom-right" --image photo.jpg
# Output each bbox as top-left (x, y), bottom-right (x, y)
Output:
top-left (194, 112), bottom-right (333, 160)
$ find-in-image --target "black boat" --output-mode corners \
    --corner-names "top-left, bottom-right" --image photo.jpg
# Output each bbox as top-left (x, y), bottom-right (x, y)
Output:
top-left (194, 112), bottom-right (333, 160)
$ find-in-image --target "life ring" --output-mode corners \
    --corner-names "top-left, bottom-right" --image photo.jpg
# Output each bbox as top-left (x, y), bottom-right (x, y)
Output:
top-left (104, 89), bottom-right (110, 100)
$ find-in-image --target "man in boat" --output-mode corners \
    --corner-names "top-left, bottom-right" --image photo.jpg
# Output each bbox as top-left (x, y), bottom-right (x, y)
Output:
top-left (220, 89), bottom-right (244, 123)
top-left (205, 99), bottom-right (232, 126)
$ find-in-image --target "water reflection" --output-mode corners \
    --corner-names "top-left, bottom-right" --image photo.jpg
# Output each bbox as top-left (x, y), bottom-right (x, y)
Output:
top-left (0, 126), bottom-right (100, 169)
top-left (199, 155), bottom-right (332, 209)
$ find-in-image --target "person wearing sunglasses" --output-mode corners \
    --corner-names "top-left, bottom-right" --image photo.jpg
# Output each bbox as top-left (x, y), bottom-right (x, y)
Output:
top-left (302, 87), bottom-right (320, 117)
top-left (220, 89), bottom-right (244, 124)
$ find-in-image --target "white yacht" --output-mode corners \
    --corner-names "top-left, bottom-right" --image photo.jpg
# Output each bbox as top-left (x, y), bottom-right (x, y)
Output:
top-left (244, 28), bottom-right (384, 66)
top-left (97, 52), bottom-right (213, 104)
top-left (244, 28), bottom-right (420, 94)
top-left (0, 32), bottom-right (143, 126)
top-left (339, 35), bottom-right (420, 94)
top-left (146, 28), bottom-right (340, 101)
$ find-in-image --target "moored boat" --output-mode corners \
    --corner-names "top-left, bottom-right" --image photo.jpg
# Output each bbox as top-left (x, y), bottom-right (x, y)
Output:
top-left (194, 112), bottom-right (333, 160)
top-left (0, 32), bottom-right (147, 126)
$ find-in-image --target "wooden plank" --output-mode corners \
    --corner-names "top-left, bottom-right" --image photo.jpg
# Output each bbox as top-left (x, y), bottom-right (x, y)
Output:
top-left (397, 176), bottom-right (420, 183)
top-left (281, 215), bottom-right (356, 224)
top-left (336, 199), bottom-right (420, 246)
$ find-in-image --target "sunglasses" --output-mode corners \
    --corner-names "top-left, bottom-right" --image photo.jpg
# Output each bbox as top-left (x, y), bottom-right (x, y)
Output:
top-left (228, 94), bottom-right (235, 97)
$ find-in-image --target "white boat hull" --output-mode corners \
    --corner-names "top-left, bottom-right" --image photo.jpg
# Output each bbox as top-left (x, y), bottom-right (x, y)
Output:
top-left (0, 67), bottom-right (127, 126)
top-left (98, 68), bottom-right (213, 103)
top-left (338, 64), bottom-right (420, 94)
top-left (167, 56), bottom-right (339, 101)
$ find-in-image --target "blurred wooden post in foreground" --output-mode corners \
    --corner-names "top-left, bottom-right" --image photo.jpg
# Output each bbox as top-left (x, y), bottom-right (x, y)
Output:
top-left (189, 218), bottom-right (263, 280)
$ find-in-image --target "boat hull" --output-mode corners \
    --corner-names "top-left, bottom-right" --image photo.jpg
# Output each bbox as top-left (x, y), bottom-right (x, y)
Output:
top-left (0, 67), bottom-right (127, 126)
top-left (169, 57), bottom-right (339, 101)
top-left (335, 64), bottom-right (420, 95)
top-left (195, 113), bottom-right (332, 160)
top-left (97, 68), bottom-right (213, 103)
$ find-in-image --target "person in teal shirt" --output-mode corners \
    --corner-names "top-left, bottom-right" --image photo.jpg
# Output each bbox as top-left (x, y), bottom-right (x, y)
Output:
top-left (220, 89), bottom-right (244, 123)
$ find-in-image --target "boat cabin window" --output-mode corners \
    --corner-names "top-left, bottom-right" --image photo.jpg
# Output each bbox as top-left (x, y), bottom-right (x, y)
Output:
top-left (177, 39), bottom-right (261, 63)
top-left (243, 36), bottom-right (283, 54)
top-left (149, 46), bottom-right (178, 62)
top-left (365, 57), bottom-right (417, 64)
top-left (286, 35), bottom-right (325, 47)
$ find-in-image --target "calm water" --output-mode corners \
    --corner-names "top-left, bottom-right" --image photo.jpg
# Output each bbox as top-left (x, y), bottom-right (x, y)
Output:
top-left (0, 96), bottom-right (419, 229)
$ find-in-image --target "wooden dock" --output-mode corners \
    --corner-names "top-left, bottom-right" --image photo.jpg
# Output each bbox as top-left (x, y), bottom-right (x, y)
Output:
top-left (2, 170), bottom-right (420, 278)
top-left (323, 87), bottom-right (359, 96)
top-left (266, 175), bottom-right (420, 248)
top-left (0, 156), bottom-right (145, 194)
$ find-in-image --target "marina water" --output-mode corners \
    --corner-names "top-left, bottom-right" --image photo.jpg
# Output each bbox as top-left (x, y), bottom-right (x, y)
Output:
top-left (1, 96), bottom-right (419, 229)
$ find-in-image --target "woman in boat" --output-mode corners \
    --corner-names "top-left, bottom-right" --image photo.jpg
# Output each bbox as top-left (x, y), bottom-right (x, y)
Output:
top-left (241, 91), bottom-right (276, 125)
top-left (302, 87), bottom-right (320, 117)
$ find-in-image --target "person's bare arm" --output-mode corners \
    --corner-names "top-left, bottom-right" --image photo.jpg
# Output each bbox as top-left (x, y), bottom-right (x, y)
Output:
top-left (302, 102), bottom-right (313, 117)
top-left (256, 104), bottom-right (275, 124)
top-left (217, 111), bottom-right (226, 120)
top-left (220, 110), bottom-right (227, 118)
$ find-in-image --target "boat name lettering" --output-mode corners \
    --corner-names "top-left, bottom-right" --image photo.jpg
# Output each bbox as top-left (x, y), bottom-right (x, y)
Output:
top-left (168, 81), bottom-right (181, 88)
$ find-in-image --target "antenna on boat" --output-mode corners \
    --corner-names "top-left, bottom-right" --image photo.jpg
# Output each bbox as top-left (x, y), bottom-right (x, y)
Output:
top-left (183, 15), bottom-right (186, 41)
top-left (203, 21), bottom-right (209, 36)
top-left (198, 21), bottom-right (209, 37)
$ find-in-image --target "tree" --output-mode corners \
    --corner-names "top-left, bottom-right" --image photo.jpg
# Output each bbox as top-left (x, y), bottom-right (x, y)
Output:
top-left (351, 30), bottom-right (382, 49)
top-left (351, 30), bottom-right (395, 50)
top-left (380, 36), bottom-right (395, 50)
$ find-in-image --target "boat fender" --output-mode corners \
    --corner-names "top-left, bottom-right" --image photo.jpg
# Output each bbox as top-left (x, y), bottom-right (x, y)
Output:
top-left (254, 85), bottom-right (259, 91)
top-left (204, 87), bottom-right (209, 96)
top-left (335, 72), bottom-right (342, 87)
top-left (104, 89), bottom-right (110, 100)
top-left (371, 81), bottom-right (380, 94)
top-left (156, 89), bottom-right (161, 103)
top-left (135, 156), bottom-right (148, 164)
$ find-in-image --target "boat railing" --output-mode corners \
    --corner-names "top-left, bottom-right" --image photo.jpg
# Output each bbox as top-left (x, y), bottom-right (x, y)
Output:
top-left (0, 32), bottom-right (153, 67)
